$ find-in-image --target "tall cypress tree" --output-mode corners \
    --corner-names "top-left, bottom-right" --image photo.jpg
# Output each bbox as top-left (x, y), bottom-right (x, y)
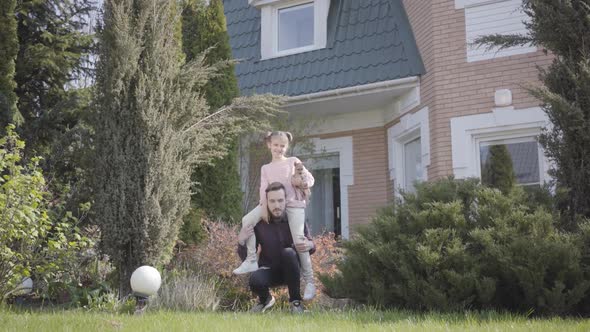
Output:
top-left (481, 145), bottom-right (516, 195)
top-left (476, 0), bottom-right (590, 228)
top-left (0, 0), bottom-right (21, 128)
top-left (182, 0), bottom-right (242, 228)
top-left (94, 0), bottom-right (280, 295)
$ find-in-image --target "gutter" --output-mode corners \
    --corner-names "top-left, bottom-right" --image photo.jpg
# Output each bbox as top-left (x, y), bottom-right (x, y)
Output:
top-left (286, 76), bottom-right (420, 106)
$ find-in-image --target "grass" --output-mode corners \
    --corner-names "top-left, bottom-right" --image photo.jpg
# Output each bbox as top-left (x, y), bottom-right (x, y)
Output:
top-left (2, 308), bottom-right (590, 331)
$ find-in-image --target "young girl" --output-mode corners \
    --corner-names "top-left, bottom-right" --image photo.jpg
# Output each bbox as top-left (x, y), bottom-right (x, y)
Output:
top-left (233, 131), bottom-right (316, 301)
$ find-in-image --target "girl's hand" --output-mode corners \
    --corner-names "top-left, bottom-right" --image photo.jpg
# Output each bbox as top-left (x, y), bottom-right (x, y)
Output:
top-left (238, 224), bottom-right (254, 246)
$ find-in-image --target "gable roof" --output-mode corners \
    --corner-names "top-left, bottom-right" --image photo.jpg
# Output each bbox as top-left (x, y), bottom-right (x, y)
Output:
top-left (224, 0), bottom-right (425, 97)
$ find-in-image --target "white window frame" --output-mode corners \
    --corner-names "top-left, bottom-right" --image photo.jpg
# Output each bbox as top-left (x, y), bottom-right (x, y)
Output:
top-left (476, 134), bottom-right (546, 186)
top-left (275, 2), bottom-right (315, 54)
top-left (388, 107), bottom-right (431, 195)
top-left (451, 106), bottom-right (551, 184)
top-left (255, 0), bottom-right (330, 59)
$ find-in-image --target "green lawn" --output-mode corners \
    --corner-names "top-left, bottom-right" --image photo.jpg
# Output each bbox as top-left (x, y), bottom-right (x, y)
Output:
top-left (2, 309), bottom-right (590, 332)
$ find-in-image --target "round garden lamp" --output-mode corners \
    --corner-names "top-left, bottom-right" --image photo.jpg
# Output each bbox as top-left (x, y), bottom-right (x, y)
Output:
top-left (130, 265), bottom-right (161, 297)
top-left (130, 266), bottom-right (161, 315)
top-left (17, 277), bottom-right (34, 295)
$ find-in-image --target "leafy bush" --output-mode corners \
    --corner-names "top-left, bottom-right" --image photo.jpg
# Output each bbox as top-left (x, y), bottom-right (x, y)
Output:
top-left (0, 125), bottom-right (92, 301)
top-left (173, 218), bottom-right (250, 310)
top-left (321, 178), bottom-right (590, 315)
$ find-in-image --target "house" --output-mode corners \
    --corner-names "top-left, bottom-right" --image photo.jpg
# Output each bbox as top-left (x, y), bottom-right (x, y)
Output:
top-left (223, 0), bottom-right (552, 239)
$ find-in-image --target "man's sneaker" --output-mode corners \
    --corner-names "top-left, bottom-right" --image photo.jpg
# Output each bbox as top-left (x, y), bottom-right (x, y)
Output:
top-left (232, 260), bottom-right (259, 275)
top-left (250, 296), bottom-right (275, 313)
top-left (302, 282), bottom-right (316, 301)
top-left (290, 300), bottom-right (304, 314)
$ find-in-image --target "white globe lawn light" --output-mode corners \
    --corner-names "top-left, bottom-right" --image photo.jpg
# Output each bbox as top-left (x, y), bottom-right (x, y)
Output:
top-left (130, 266), bottom-right (162, 297)
top-left (14, 277), bottom-right (33, 295)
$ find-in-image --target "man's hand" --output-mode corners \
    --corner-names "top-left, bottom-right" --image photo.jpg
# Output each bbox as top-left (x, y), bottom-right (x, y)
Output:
top-left (295, 238), bottom-right (313, 253)
top-left (238, 224), bottom-right (254, 246)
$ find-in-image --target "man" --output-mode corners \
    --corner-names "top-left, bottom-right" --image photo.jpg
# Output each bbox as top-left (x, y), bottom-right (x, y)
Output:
top-left (237, 182), bottom-right (315, 314)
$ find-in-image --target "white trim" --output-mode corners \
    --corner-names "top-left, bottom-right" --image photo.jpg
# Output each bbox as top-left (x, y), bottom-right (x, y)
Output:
top-left (450, 106), bottom-right (551, 183)
top-left (399, 85), bottom-right (421, 115)
top-left (455, 0), bottom-right (506, 9)
top-left (311, 108), bottom-right (387, 135)
top-left (387, 107), bottom-right (430, 194)
top-left (250, 0), bottom-right (290, 7)
top-left (307, 136), bottom-right (353, 239)
top-left (259, 0), bottom-right (330, 60)
top-left (286, 76), bottom-right (420, 107)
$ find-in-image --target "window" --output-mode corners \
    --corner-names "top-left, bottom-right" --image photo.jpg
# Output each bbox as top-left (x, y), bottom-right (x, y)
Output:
top-left (404, 137), bottom-right (423, 193)
top-left (478, 137), bottom-right (541, 186)
top-left (450, 106), bottom-right (550, 184)
top-left (388, 107), bottom-right (430, 195)
top-left (278, 3), bottom-right (314, 52)
top-left (255, 0), bottom-right (330, 59)
top-left (455, 0), bottom-right (536, 62)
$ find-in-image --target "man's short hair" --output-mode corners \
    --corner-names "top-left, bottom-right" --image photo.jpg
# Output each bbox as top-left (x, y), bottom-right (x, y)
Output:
top-left (265, 182), bottom-right (286, 196)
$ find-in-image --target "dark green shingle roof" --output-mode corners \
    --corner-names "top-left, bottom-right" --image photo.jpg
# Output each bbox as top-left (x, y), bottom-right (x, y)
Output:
top-left (224, 0), bottom-right (425, 96)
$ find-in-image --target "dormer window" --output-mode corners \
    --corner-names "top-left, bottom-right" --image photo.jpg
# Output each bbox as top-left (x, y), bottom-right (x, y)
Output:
top-left (278, 3), bottom-right (314, 52)
top-left (251, 0), bottom-right (330, 59)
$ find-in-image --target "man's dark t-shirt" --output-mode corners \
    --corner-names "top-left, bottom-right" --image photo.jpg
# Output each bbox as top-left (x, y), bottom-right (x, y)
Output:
top-left (237, 215), bottom-right (315, 269)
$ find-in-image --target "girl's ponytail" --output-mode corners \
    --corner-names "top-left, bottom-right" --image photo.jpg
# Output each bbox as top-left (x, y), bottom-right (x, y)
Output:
top-left (284, 131), bottom-right (293, 142)
top-left (264, 131), bottom-right (273, 143)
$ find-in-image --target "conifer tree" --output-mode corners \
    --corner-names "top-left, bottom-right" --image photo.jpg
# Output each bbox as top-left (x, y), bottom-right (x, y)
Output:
top-left (93, 0), bottom-right (280, 295)
top-left (182, 0), bottom-right (242, 228)
top-left (476, 0), bottom-right (590, 228)
top-left (0, 0), bottom-right (21, 128)
top-left (13, 0), bottom-right (95, 155)
top-left (481, 145), bottom-right (516, 194)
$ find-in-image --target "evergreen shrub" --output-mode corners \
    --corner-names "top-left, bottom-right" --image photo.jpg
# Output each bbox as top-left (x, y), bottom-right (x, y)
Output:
top-left (321, 177), bottom-right (590, 315)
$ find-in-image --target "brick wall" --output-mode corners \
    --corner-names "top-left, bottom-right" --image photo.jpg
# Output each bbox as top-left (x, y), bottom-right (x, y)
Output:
top-left (401, 0), bottom-right (552, 180)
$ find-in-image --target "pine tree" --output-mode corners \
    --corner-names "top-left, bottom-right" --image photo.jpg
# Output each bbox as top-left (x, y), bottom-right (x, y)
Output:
top-left (182, 0), bottom-right (242, 227)
top-left (0, 0), bottom-right (21, 128)
top-left (481, 145), bottom-right (516, 194)
top-left (14, 0), bottom-right (95, 156)
top-left (476, 0), bottom-right (590, 228)
top-left (93, 0), bottom-right (281, 296)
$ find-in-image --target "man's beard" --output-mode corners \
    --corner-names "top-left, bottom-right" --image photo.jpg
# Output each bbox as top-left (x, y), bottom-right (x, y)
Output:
top-left (269, 208), bottom-right (287, 222)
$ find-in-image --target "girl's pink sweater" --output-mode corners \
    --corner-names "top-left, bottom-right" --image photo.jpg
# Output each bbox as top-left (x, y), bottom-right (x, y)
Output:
top-left (259, 157), bottom-right (314, 208)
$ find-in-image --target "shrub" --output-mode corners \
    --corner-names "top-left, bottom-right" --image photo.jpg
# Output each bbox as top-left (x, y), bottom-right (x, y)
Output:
top-left (321, 177), bottom-right (590, 315)
top-left (173, 218), bottom-right (342, 310)
top-left (151, 267), bottom-right (221, 311)
top-left (173, 218), bottom-right (250, 310)
top-left (0, 125), bottom-right (92, 302)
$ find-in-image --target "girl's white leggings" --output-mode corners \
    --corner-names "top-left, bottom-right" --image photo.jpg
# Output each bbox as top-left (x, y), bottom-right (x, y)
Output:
top-left (242, 205), bottom-right (314, 283)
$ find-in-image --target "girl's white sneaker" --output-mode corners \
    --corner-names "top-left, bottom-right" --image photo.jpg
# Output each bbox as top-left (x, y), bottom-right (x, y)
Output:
top-left (232, 260), bottom-right (259, 275)
top-left (303, 282), bottom-right (316, 301)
